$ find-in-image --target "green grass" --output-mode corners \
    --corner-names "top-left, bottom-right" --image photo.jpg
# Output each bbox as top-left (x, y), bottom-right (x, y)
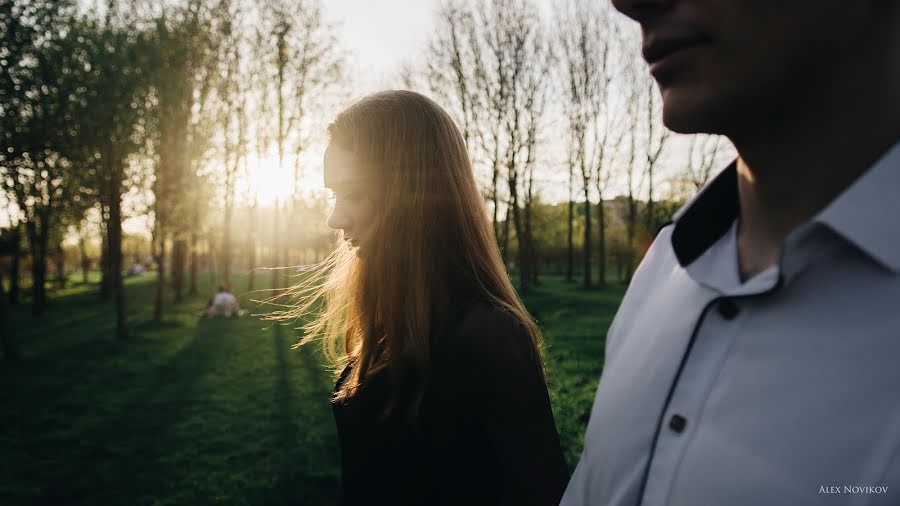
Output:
top-left (1, 271), bottom-right (624, 505)
top-left (522, 277), bottom-right (626, 470)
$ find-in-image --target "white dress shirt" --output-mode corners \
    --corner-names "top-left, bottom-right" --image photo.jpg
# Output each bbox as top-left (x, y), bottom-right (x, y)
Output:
top-left (562, 141), bottom-right (900, 506)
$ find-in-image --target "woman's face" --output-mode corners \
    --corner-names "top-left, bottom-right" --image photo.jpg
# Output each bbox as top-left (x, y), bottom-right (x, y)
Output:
top-left (323, 143), bottom-right (378, 254)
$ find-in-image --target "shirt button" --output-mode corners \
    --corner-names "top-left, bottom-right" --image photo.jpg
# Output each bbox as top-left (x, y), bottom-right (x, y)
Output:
top-left (669, 414), bottom-right (687, 433)
top-left (717, 298), bottom-right (739, 320)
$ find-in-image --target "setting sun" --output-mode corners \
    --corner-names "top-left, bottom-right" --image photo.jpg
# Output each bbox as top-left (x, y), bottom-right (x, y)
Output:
top-left (242, 152), bottom-right (326, 206)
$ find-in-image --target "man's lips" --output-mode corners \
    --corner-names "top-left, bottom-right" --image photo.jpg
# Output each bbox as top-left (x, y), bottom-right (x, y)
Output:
top-left (642, 33), bottom-right (712, 70)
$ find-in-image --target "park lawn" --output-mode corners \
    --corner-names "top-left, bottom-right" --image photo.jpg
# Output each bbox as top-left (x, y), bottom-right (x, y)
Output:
top-left (1, 272), bottom-right (624, 505)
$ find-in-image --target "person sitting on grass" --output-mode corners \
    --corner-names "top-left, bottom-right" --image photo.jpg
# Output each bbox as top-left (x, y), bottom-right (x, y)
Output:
top-left (204, 283), bottom-right (242, 318)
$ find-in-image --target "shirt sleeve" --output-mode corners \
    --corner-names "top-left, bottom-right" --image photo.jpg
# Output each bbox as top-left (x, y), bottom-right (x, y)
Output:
top-left (452, 303), bottom-right (571, 506)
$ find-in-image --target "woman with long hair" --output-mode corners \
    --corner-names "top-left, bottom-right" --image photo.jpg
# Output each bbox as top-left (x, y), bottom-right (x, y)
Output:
top-left (280, 90), bottom-right (569, 505)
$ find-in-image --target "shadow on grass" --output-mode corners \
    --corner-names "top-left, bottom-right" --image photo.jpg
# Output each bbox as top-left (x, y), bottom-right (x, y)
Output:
top-left (26, 324), bottom-right (220, 505)
top-left (265, 324), bottom-right (340, 505)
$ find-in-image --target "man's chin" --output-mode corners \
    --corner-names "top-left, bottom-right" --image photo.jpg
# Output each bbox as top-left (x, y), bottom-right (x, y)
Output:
top-left (660, 94), bottom-right (728, 135)
top-left (659, 84), bottom-right (750, 136)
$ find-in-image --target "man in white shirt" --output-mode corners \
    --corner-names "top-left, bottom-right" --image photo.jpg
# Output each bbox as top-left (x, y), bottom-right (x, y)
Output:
top-left (562, 0), bottom-right (900, 505)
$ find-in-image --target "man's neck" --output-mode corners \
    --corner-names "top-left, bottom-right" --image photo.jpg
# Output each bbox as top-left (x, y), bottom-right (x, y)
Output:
top-left (728, 5), bottom-right (900, 282)
top-left (732, 88), bottom-right (899, 282)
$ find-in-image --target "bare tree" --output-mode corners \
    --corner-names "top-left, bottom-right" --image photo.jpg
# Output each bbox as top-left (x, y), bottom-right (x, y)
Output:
top-left (427, 0), bottom-right (551, 290)
top-left (621, 60), bottom-right (641, 283)
top-left (216, 0), bottom-right (242, 286)
top-left (640, 75), bottom-right (670, 233)
top-left (591, 20), bottom-right (631, 286)
top-left (427, 0), bottom-right (515, 253)
top-left (504, 3), bottom-right (553, 292)
top-left (565, 123), bottom-right (576, 282)
top-left (246, 24), bottom-right (271, 291)
top-left (258, 0), bottom-right (343, 290)
top-left (557, 0), bottom-right (615, 287)
top-left (686, 134), bottom-right (732, 191)
top-left (285, 0), bottom-right (344, 276)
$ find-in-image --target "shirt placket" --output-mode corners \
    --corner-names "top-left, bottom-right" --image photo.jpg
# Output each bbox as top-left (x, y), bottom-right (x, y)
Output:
top-left (640, 294), bottom-right (749, 505)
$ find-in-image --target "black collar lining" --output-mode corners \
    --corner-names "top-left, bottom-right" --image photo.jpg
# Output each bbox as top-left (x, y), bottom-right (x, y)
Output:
top-left (671, 162), bottom-right (740, 267)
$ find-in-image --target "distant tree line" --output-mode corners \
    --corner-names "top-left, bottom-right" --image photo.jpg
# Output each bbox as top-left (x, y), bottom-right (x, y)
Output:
top-left (0, 0), bottom-right (734, 360)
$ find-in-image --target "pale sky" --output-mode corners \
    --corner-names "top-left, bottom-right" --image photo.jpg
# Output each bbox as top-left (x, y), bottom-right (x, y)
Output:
top-left (322, 0), bottom-right (560, 92)
top-left (321, 0), bottom-right (440, 92)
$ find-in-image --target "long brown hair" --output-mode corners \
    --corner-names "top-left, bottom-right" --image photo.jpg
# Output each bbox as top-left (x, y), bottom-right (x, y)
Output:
top-left (275, 90), bottom-right (543, 417)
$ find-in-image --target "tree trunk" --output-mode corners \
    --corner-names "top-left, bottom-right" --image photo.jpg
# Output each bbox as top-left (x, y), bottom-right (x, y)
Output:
top-left (25, 215), bottom-right (49, 315)
top-left (513, 206), bottom-right (529, 293)
top-left (625, 195), bottom-right (636, 283)
top-left (79, 231), bottom-right (90, 284)
top-left (491, 156), bottom-right (501, 253)
top-left (99, 221), bottom-right (111, 300)
top-left (247, 201), bottom-right (256, 291)
top-left (172, 238), bottom-right (186, 302)
top-left (508, 172), bottom-right (529, 293)
top-left (153, 233), bottom-right (166, 322)
top-left (566, 169), bottom-right (574, 282)
top-left (272, 198), bottom-right (281, 291)
top-left (583, 191), bottom-right (592, 288)
top-left (524, 196), bottom-right (537, 286)
top-left (501, 205), bottom-right (511, 264)
top-left (107, 179), bottom-right (128, 339)
top-left (0, 270), bottom-right (17, 360)
top-left (9, 223), bottom-right (21, 304)
top-left (54, 237), bottom-right (66, 289)
top-left (597, 196), bottom-right (606, 286)
top-left (189, 230), bottom-right (198, 296)
top-left (223, 205), bottom-right (232, 285)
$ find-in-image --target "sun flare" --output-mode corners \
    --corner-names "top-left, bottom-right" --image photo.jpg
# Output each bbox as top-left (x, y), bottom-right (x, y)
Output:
top-left (242, 153), bottom-right (326, 206)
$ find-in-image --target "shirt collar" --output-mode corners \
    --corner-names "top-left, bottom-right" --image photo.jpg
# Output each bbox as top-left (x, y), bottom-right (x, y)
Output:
top-left (670, 161), bottom-right (739, 267)
top-left (814, 140), bottom-right (900, 274)
top-left (670, 140), bottom-right (900, 274)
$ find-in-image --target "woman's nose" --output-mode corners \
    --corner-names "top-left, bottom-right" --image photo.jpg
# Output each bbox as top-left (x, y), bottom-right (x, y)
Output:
top-left (327, 206), bottom-right (350, 231)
